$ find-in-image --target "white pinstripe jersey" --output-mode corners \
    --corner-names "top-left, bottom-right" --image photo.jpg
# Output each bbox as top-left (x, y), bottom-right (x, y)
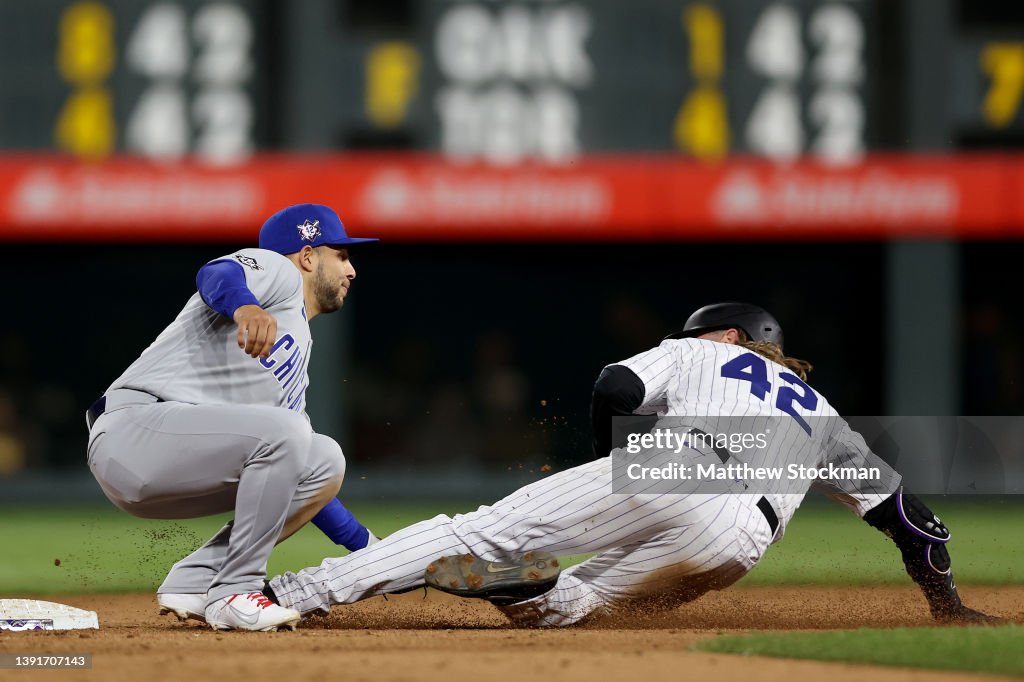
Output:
top-left (614, 338), bottom-right (898, 536)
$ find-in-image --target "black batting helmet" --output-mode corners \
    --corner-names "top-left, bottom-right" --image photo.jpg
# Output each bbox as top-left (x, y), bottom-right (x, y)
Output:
top-left (664, 302), bottom-right (784, 349)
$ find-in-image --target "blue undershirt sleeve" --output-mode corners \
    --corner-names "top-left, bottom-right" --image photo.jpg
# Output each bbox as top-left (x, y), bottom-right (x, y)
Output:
top-left (196, 260), bottom-right (261, 318)
top-left (311, 498), bottom-right (372, 551)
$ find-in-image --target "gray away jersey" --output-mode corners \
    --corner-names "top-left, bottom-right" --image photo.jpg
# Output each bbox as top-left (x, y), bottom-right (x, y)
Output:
top-left (108, 248), bottom-right (313, 414)
top-left (615, 338), bottom-right (900, 535)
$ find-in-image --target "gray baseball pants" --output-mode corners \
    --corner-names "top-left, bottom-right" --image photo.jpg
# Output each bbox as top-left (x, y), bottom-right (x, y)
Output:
top-left (86, 389), bottom-right (345, 605)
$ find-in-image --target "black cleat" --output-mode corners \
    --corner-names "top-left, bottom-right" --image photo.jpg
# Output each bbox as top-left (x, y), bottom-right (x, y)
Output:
top-left (424, 551), bottom-right (561, 606)
top-left (934, 605), bottom-right (1005, 625)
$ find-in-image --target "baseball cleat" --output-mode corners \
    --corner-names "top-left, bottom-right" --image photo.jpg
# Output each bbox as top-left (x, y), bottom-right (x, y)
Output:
top-left (935, 605), bottom-right (1006, 625)
top-left (205, 592), bottom-right (301, 632)
top-left (424, 551), bottom-right (561, 605)
top-left (157, 593), bottom-right (207, 623)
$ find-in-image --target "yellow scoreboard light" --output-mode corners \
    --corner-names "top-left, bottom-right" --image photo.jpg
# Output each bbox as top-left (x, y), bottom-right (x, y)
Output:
top-left (981, 43), bottom-right (1024, 130)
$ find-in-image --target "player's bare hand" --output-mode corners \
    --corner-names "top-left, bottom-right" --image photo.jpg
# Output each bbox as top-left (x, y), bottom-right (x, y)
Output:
top-left (233, 304), bottom-right (278, 359)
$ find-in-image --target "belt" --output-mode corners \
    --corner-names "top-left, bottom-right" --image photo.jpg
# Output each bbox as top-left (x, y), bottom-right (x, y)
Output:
top-left (684, 428), bottom-right (780, 537)
top-left (756, 495), bottom-right (780, 537)
top-left (85, 388), bottom-right (163, 430)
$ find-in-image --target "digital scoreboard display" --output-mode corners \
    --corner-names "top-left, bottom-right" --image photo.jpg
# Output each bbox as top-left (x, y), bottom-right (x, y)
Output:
top-left (421, 0), bottom-right (877, 164)
top-left (954, 4), bottom-right (1024, 147)
top-left (288, 0), bottom-right (879, 165)
top-left (0, 0), bottom-right (271, 164)
top-left (1, 1), bottom-right (1023, 165)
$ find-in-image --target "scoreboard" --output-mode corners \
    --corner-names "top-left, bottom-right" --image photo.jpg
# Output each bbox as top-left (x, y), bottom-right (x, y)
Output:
top-left (3, 1), bottom-right (1024, 244)
top-left (296, 0), bottom-right (880, 163)
top-left (0, 0), bottom-right (276, 163)
top-left (0, 0), bottom-right (271, 164)
top-left (422, 0), bottom-right (877, 164)
top-left (3, 0), bottom-right (1024, 166)
top-left (956, 5), bottom-right (1024, 146)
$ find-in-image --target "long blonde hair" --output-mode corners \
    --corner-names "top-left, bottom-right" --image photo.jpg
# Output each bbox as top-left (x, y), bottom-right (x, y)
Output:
top-left (739, 337), bottom-right (814, 381)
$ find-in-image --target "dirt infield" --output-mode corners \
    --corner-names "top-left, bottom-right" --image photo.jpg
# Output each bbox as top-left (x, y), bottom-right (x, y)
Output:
top-left (3, 586), bottom-right (1022, 682)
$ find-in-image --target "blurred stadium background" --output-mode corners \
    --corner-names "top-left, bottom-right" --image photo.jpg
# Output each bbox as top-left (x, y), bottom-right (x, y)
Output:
top-left (1, 0), bottom-right (1023, 513)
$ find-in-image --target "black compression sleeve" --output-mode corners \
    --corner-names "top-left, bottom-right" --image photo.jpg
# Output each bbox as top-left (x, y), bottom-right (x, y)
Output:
top-left (590, 364), bottom-right (646, 459)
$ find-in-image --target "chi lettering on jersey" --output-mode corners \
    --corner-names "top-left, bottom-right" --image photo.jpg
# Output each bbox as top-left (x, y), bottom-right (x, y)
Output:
top-left (259, 334), bottom-right (310, 411)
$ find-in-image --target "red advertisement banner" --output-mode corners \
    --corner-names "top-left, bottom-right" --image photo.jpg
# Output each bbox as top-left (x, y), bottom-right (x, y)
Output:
top-left (0, 153), bottom-right (1020, 242)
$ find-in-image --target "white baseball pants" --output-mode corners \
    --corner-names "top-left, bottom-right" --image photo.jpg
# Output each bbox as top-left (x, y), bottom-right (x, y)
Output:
top-left (270, 456), bottom-right (775, 626)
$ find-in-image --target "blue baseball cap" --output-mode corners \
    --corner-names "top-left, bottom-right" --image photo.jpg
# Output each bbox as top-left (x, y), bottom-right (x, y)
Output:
top-left (258, 203), bottom-right (378, 255)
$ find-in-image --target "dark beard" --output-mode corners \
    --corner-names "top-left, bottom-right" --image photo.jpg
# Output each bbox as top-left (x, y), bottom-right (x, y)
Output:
top-left (313, 266), bottom-right (343, 314)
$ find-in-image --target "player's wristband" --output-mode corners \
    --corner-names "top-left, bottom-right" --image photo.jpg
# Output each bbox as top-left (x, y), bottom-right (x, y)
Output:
top-left (196, 260), bottom-right (261, 318)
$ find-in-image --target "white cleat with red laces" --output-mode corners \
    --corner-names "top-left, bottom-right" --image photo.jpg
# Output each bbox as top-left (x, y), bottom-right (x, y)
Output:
top-left (205, 592), bottom-right (301, 632)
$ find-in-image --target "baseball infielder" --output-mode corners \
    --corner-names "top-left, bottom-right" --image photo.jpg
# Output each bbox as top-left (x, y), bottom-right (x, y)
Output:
top-left (266, 303), bottom-right (997, 627)
top-left (86, 204), bottom-right (378, 631)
